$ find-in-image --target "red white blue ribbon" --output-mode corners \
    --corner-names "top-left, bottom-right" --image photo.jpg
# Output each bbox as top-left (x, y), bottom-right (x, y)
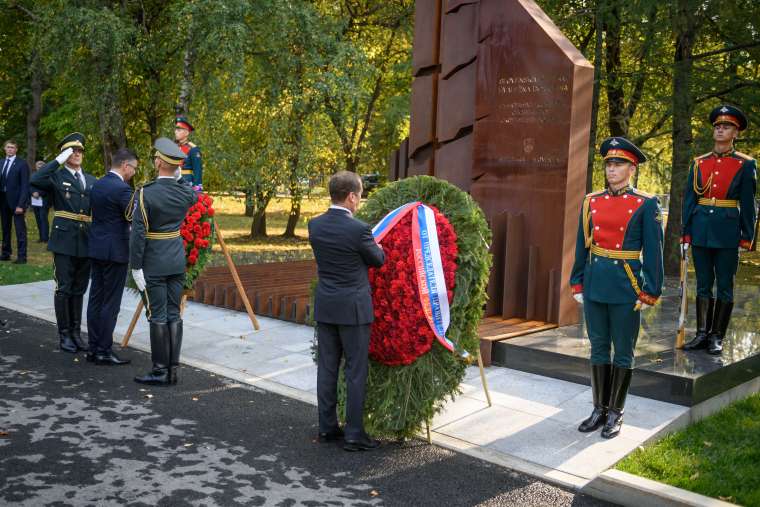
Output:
top-left (372, 202), bottom-right (464, 356)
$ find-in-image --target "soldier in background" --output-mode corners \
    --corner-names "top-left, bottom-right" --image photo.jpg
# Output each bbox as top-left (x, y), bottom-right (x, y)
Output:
top-left (174, 116), bottom-right (203, 191)
top-left (570, 137), bottom-right (664, 439)
top-left (682, 105), bottom-right (757, 355)
top-left (131, 138), bottom-right (197, 386)
top-left (31, 133), bottom-right (96, 353)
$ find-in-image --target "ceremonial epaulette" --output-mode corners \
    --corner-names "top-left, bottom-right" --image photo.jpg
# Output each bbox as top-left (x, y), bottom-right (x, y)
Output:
top-left (694, 152), bottom-right (712, 161)
top-left (188, 142), bottom-right (197, 149)
top-left (734, 151), bottom-right (754, 161)
top-left (585, 190), bottom-right (606, 199)
top-left (631, 188), bottom-right (654, 199)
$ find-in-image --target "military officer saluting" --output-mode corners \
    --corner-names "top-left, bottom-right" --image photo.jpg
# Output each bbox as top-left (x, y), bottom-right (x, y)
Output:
top-left (30, 133), bottom-right (97, 353)
top-left (570, 137), bottom-right (664, 439)
top-left (682, 106), bottom-right (757, 355)
top-left (131, 138), bottom-right (197, 386)
top-left (174, 116), bottom-right (203, 190)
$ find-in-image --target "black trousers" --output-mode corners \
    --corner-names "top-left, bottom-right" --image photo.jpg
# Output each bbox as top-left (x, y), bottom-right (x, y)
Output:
top-left (87, 260), bottom-right (128, 353)
top-left (53, 253), bottom-right (91, 296)
top-left (316, 322), bottom-right (370, 440)
top-left (144, 273), bottom-right (185, 323)
top-left (32, 205), bottom-right (49, 242)
top-left (0, 198), bottom-right (27, 260)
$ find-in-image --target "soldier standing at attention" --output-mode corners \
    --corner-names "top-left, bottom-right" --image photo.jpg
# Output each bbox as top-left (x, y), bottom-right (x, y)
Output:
top-left (31, 133), bottom-right (96, 353)
top-left (131, 138), bottom-right (197, 386)
top-left (682, 105), bottom-right (757, 355)
top-left (570, 137), bottom-right (664, 439)
top-left (174, 116), bottom-right (203, 191)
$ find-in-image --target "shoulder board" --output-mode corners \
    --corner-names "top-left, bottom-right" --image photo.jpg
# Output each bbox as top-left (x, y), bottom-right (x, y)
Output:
top-left (188, 142), bottom-right (197, 149)
top-left (734, 151), bottom-right (755, 161)
top-left (631, 188), bottom-right (654, 199)
top-left (694, 152), bottom-right (712, 161)
top-left (585, 190), bottom-right (606, 199)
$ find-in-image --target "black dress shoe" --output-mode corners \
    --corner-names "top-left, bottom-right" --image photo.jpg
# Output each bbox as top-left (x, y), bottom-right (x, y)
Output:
top-left (95, 351), bottom-right (131, 365)
top-left (318, 428), bottom-right (344, 443)
top-left (344, 434), bottom-right (380, 452)
top-left (86, 352), bottom-right (96, 363)
top-left (13, 259), bottom-right (26, 264)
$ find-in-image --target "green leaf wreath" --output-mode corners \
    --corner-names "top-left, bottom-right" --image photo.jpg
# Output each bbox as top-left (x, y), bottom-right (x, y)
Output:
top-left (334, 175), bottom-right (492, 438)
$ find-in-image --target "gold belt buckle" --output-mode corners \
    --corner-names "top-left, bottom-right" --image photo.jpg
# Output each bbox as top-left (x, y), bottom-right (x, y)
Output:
top-left (711, 197), bottom-right (716, 206)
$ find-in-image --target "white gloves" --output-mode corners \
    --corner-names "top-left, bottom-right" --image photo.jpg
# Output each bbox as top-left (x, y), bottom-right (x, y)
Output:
top-left (132, 269), bottom-right (146, 292)
top-left (573, 293), bottom-right (583, 304)
top-left (682, 243), bottom-right (690, 251)
top-left (634, 302), bottom-right (652, 311)
top-left (55, 147), bottom-right (74, 165)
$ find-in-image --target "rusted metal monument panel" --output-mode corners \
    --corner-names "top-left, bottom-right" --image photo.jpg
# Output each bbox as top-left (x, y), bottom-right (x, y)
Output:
top-left (394, 0), bottom-right (592, 330)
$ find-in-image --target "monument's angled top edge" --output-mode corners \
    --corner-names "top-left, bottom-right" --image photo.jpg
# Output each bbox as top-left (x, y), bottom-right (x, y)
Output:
top-left (518, 0), bottom-right (593, 69)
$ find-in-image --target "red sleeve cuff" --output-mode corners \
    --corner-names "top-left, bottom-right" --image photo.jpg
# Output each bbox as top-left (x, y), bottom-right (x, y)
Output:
top-left (571, 284), bottom-right (583, 295)
top-left (739, 239), bottom-right (752, 250)
top-left (681, 235), bottom-right (691, 244)
top-left (638, 292), bottom-right (658, 306)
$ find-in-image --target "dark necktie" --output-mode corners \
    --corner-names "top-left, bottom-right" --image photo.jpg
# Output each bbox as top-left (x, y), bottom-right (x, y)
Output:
top-left (76, 172), bottom-right (85, 191)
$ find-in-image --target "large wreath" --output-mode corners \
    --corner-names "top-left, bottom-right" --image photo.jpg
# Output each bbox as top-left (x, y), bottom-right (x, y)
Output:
top-left (180, 192), bottom-right (216, 290)
top-left (339, 175), bottom-right (492, 437)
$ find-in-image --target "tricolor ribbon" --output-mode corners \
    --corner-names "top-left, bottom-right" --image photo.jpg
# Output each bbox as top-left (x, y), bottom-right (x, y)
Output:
top-left (372, 202), bottom-right (466, 357)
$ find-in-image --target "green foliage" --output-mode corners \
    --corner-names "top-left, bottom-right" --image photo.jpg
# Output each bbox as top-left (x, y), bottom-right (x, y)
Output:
top-left (618, 392), bottom-right (760, 506)
top-left (341, 176), bottom-right (492, 437)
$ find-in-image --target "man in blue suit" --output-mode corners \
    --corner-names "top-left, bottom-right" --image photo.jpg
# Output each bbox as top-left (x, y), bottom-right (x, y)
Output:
top-left (85, 148), bottom-right (138, 365)
top-left (308, 171), bottom-right (385, 451)
top-left (0, 140), bottom-right (30, 264)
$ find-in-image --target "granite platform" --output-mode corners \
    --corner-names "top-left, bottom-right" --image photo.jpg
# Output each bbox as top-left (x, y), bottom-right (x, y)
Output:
top-left (493, 278), bottom-right (760, 406)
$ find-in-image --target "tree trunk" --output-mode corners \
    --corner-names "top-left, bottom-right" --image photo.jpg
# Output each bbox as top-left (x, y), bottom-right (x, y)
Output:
top-left (25, 62), bottom-right (44, 164)
top-left (664, 0), bottom-right (698, 276)
top-left (283, 187), bottom-right (302, 238)
top-left (250, 208), bottom-right (268, 238)
top-left (244, 190), bottom-right (254, 217)
top-left (604, 3), bottom-right (627, 137)
top-left (586, 1), bottom-right (605, 193)
top-left (176, 35), bottom-right (195, 116)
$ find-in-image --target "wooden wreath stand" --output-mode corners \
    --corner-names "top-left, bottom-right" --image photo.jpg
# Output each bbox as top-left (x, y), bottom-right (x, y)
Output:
top-left (121, 219), bottom-right (259, 348)
top-left (424, 349), bottom-right (492, 444)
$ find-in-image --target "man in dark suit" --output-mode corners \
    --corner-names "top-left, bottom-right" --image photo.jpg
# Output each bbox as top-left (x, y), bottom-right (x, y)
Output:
top-left (308, 171), bottom-right (385, 452)
top-left (86, 148), bottom-right (138, 366)
top-left (30, 133), bottom-right (96, 353)
top-left (31, 161), bottom-right (51, 243)
top-left (132, 138), bottom-right (197, 386)
top-left (0, 140), bottom-right (30, 264)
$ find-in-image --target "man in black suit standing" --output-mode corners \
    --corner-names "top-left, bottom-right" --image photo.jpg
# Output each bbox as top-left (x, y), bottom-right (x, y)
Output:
top-left (308, 171), bottom-right (385, 451)
top-left (0, 140), bottom-right (30, 264)
top-left (86, 148), bottom-right (138, 366)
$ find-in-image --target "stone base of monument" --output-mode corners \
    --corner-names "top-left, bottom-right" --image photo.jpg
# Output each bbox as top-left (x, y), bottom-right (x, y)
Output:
top-left (492, 278), bottom-right (760, 406)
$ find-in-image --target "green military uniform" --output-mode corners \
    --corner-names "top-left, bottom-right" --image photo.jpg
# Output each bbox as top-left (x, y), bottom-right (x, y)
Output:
top-left (175, 117), bottom-right (203, 190)
top-left (132, 138), bottom-right (197, 386)
top-left (570, 137), bottom-right (664, 439)
top-left (682, 105), bottom-right (757, 355)
top-left (30, 133), bottom-right (96, 353)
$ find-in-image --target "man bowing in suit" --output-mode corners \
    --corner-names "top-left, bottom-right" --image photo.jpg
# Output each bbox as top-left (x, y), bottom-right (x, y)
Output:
top-left (0, 140), bottom-right (30, 264)
top-left (308, 171), bottom-right (385, 451)
top-left (86, 148), bottom-right (138, 365)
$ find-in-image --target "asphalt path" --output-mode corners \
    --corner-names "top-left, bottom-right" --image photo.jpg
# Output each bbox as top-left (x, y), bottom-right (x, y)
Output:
top-left (0, 307), bottom-right (613, 506)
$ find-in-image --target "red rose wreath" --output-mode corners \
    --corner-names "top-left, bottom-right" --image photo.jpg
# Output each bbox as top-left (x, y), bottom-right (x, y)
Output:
top-left (180, 192), bottom-right (215, 290)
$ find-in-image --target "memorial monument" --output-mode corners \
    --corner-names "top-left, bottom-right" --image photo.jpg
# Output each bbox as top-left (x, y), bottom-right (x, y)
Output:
top-left (389, 0), bottom-right (594, 350)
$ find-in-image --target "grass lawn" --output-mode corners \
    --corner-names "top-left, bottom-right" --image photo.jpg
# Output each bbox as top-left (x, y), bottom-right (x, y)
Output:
top-left (617, 392), bottom-right (760, 506)
top-left (0, 193), bottom-right (330, 286)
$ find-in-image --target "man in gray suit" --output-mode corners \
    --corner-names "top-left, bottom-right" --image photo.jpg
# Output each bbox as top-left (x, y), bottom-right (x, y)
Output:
top-left (308, 171), bottom-right (385, 451)
top-left (131, 138), bottom-right (197, 386)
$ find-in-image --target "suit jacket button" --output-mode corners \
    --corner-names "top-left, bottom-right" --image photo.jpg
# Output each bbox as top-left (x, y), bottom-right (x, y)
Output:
top-left (709, 210), bottom-right (714, 214)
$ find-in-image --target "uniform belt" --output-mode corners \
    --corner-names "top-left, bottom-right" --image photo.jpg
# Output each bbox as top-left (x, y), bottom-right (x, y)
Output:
top-left (54, 211), bottom-right (92, 223)
top-left (181, 170), bottom-right (193, 175)
top-left (146, 230), bottom-right (181, 240)
top-left (697, 197), bottom-right (738, 208)
top-left (590, 244), bottom-right (641, 260)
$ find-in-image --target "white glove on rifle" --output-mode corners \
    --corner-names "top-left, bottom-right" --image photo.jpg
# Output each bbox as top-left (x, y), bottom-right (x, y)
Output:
top-left (132, 269), bottom-right (146, 292)
top-left (573, 293), bottom-right (583, 304)
top-left (55, 147), bottom-right (74, 165)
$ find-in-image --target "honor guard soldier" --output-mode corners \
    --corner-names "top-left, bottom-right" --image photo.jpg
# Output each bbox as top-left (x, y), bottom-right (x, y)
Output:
top-left (131, 138), bottom-right (197, 386)
top-left (174, 116), bottom-right (203, 190)
top-left (682, 105), bottom-right (757, 355)
top-left (30, 133), bottom-right (96, 353)
top-left (570, 137), bottom-right (664, 439)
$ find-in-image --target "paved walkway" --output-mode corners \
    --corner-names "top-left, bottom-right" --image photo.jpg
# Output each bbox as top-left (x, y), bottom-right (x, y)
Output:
top-left (0, 280), bottom-right (688, 490)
